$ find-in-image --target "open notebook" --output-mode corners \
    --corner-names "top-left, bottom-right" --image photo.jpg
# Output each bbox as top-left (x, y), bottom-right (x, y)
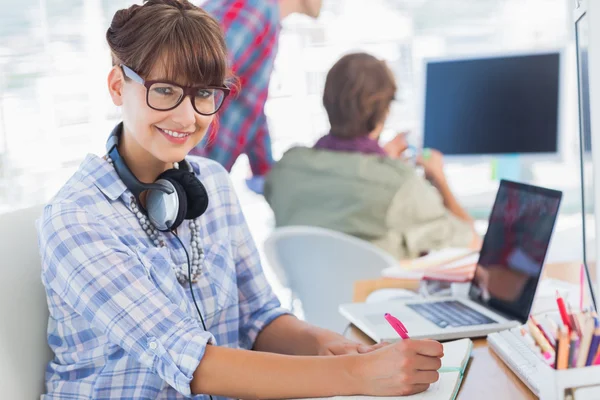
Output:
top-left (295, 339), bottom-right (472, 400)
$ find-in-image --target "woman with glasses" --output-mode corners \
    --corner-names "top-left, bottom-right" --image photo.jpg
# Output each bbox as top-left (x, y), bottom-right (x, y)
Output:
top-left (265, 53), bottom-right (481, 261)
top-left (37, 2), bottom-right (443, 399)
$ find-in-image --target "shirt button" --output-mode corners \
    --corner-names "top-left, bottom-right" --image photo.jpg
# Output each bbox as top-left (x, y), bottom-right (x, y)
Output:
top-left (149, 341), bottom-right (158, 350)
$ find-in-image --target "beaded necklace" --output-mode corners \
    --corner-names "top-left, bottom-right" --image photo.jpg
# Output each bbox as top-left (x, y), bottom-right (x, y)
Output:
top-left (106, 156), bottom-right (204, 283)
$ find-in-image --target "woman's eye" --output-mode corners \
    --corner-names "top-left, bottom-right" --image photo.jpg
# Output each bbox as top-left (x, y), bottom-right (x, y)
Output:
top-left (196, 89), bottom-right (213, 99)
top-left (153, 86), bottom-right (175, 96)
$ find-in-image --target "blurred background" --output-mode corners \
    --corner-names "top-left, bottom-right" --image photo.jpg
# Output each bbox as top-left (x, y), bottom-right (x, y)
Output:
top-left (0, 0), bottom-right (589, 302)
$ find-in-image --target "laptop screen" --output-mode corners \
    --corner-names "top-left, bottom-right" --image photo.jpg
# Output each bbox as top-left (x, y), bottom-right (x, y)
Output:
top-left (468, 180), bottom-right (562, 323)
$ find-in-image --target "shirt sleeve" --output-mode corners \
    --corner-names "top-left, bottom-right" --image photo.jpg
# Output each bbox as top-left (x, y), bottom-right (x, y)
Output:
top-left (246, 113), bottom-right (274, 176)
top-left (386, 175), bottom-right (474, 257)
top-left (38, 203), bottom-right (214, 398)
top-left (228, 5), bottom-right (278, 175)
top-left (217, 169), bottom-right (289, 349)
top-left (223, 3), bottom-right (279, 77)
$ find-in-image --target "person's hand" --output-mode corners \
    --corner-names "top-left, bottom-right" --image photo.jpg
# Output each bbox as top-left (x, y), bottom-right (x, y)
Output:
top-left (417, 148), bottom-right (445, 184)
top-left (318, 338), bottom-right (391, 356)
top-left (354, 339), bottom-right (443, 396)
top-left (382, 132), bottom-right (409, 159)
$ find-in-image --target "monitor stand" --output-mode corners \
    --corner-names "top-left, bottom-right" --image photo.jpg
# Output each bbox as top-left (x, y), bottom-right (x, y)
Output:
top-left (491, 155), bottom-right (534, 183)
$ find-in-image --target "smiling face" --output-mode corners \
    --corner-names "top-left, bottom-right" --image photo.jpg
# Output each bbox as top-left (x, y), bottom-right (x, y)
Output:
top-left (105, 1), bottom-right (229, 174)
top-left (108, 63), bottom-right (215, 165)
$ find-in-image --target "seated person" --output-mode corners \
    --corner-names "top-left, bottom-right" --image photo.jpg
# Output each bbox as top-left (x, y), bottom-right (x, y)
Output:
top-left (265, 52), bottom-right (481, 260)
top-left (36, 3), bottom-right (443, 399)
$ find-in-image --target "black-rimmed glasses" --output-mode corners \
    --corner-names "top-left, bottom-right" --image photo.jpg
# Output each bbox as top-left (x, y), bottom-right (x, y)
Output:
top-left (121, 65), bottom-right (230, 116)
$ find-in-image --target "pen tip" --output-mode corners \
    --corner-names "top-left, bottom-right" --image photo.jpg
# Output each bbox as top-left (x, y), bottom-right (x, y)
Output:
top-left (384, 313), bottom-right (390, 317)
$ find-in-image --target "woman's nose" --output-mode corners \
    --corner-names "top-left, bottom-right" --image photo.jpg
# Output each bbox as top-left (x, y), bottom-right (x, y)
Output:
top-left (171, 95), bottom-right (197, 126)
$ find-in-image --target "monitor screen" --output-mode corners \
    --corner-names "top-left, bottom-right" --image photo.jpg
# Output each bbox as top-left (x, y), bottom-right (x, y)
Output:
top-left (422, 53), bottom-right (560, 155)
top-left (468, 180), bottom-right (562, 323)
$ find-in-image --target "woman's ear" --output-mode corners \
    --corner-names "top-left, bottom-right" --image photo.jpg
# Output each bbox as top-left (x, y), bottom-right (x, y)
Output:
top-left (107, 66), bottom-right (124, 106)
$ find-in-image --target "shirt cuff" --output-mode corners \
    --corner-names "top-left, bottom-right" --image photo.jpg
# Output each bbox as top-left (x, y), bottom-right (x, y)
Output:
top-left (151, 318), bottom-right (215, 397)
top-left (241, 304), bottom-right (291, 350)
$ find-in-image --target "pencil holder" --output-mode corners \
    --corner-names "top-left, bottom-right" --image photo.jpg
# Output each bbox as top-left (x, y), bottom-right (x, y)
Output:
top-left (538, 364), bottom-right (600, 400)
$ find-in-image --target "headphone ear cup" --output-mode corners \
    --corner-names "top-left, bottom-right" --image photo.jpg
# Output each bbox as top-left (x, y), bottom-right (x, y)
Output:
top-left (146, 178), bottom-right (187, 231)
top-left (157, 169), bottom-right (209, 220)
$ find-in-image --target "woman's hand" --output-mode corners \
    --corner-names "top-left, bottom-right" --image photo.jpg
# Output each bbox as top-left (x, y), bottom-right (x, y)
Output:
top-left (318, 338), bottom-right (390, 355)
top-left (354, 339), bottom-right (444, 396)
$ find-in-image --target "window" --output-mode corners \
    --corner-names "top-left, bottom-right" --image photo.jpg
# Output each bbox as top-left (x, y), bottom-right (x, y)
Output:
top-left (0, 0), bottom-right (570, 213)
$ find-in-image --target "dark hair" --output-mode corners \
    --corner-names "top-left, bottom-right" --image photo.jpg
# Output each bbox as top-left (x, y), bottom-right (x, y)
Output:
top-left (323, 53), bottom-right (397, 139)
top-left (106, 0), bottom-right (230, 87)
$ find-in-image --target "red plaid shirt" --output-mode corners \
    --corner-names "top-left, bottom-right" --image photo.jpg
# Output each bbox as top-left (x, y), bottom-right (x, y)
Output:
top-left (194, 0), bottom-right (281, 175)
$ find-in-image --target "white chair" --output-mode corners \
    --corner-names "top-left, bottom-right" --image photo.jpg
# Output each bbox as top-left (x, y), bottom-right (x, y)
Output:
top-left (0, 205), bottom-right (53, 398)
top-left (263, 226), bottom-right (399, 333)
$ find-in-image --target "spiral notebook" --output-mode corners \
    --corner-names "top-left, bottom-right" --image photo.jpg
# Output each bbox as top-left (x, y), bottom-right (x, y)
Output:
top-left (296, 339), bottom-right (472, 400)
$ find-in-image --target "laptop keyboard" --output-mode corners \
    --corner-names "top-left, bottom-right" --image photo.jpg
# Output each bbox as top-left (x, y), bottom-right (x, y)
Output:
top-left (406, 300), bottom-right (497, 328)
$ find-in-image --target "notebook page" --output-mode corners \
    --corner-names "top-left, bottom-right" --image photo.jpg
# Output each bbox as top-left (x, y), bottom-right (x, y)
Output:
top-left (440, 339), bottom-right (472, 371)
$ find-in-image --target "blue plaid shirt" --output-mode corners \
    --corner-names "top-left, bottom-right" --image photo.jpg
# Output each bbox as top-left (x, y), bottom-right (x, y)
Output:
top-left (38, 154), bottom-right (288, 399)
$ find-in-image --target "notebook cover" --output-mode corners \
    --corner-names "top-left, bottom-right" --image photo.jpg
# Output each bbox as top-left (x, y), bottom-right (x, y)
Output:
top-left (450, 339), bottom-right (473, 400)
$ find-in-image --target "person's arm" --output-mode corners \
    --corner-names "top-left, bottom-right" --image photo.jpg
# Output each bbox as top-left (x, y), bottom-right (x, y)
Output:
top-left (218, 2), bottom-right (278, 176)
top-left (38, 204), bottom-right (214, 398)
top-left (246, 115), bottom-right (274, 176)
top-left (432, 177), bottom-right (481, 249)
top-left (417, 149), bottom-right (472, 224)
top-left (253, 314), bottom-right (388, 355)
top-left (218, 166), bottom-right (380, 356)
top-left (193, 346), bottom-right (356, 398)
top-left (432, 176), bottom-right (473, 223)
top-left (386, 173), bottom-right (480, 257)
top-left (416, 149), bottom-right (481, 249)
top-left (195, 163), bottom-right (445, 400)
top-left (191, 339), bottom-right (444, 399)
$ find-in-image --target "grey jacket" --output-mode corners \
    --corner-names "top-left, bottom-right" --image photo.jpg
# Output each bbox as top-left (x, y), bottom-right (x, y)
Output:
top-left (264, 147), bottom-right (472, 259)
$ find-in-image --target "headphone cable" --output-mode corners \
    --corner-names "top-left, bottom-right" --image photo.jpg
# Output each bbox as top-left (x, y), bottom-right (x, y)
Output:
top-left (172, 232), bottom-right (213, 400)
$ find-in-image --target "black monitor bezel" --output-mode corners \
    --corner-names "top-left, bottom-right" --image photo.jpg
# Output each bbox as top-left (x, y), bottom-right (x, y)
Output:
top-left (421, 51), bottom-right (562, 158)
top-left (467, 179), bottom-right (563, 324)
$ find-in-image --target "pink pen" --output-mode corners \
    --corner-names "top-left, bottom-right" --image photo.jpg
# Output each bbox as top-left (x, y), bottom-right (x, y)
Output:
top-left (384, 313), bottom-right (410, 339)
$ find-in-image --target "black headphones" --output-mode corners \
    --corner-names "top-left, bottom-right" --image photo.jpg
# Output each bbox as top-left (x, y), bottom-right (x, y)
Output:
top-left (106, 122), bottom-right (209, 232)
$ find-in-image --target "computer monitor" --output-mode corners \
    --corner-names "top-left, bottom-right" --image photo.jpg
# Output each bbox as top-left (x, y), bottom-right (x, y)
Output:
top-left (422, 51), bottom-right (561, 157)
top-left (575, 1), bottom-right (597, 311)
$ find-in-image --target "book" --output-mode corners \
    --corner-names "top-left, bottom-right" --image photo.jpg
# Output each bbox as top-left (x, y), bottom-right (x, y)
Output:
top-left (381, 248), bottom-right (479, 283)
top-left (294, 338), bottom-right (472, 400)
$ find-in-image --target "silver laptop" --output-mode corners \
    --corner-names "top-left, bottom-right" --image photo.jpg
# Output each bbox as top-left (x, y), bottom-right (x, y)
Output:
top-left (339, 180), bottom-right (563, 342)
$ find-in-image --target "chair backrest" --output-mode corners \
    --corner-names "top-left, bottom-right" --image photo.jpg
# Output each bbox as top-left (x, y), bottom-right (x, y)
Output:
top-left (0, 205), bottom-right (52, 398)
top-left (263, 226), bottom-right (399, 333)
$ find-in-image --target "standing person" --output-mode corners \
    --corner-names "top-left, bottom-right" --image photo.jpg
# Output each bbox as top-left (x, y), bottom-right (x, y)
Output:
top-left (194, 0), bottom-right (323, 190)
top-left (37, 2), bottom-right (443, 399)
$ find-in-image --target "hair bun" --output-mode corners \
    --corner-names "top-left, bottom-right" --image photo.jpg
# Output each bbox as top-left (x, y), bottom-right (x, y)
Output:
top-left (144, 0), bottom-right (194, 10)
top-left (108, 4), bottom-right (142, 33)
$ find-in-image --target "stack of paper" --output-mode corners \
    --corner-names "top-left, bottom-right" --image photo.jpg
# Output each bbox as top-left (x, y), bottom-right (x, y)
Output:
top-left (382, 248), bottom-right (479, 283)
